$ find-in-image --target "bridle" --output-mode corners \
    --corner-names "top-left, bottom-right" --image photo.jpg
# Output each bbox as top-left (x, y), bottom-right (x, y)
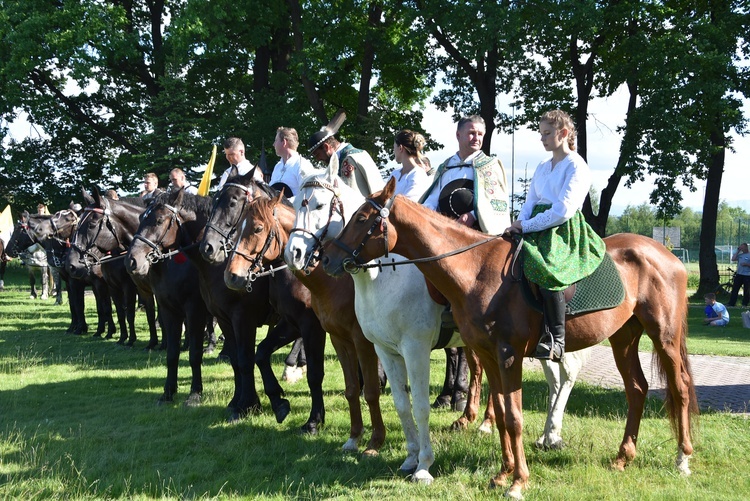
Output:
top-left (70, 207), bottom-right (125, 270)
top-left (289, 179), bottom-right (346, 272)
top-left (131, 203), bottom-right (187, 264)
top-left (230, 206), bottom-right (288, 290)
top-left (332, 194), bottom-right (507, 274)
top-left (204, 182), bottom-right (255, 259)
top-left (332, 194), bottom-right (395, 274)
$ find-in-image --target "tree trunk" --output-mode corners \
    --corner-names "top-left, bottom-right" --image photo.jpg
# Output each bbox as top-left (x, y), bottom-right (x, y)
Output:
top-left (696, 121), bottom-right (726, 296)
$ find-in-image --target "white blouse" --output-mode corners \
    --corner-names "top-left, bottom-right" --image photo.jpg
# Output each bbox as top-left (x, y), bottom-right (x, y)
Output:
top-left (519, 151), bottom-right (591, 233)
top-left (390, 166), bottom-right (431, 202)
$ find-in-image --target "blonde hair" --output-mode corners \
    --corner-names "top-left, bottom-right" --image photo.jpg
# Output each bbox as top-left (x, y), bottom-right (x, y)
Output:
top-left (395, 129), bottom-right (427, 166)
top-left (276, 127), bottom-right (299, 150)
top-left (540, 110), bottom-right (577, 150)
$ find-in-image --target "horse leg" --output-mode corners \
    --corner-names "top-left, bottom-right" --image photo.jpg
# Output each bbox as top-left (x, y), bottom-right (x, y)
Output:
top-left (28, 267), bottom-right (37, 299)
top-left (51, 267), bottom-right (62, 304)
top-left (328, 334), bottom-right (365, 452)
top-left (69, 278), bottom-right (87, 335)
top-left (452, 346), bottom-right (494, 433)
top-left (140, 292), bottom-right (158, 349)
top-left (433, 347), bottom-right (458, 409)
top-left (353, 333), bottom-right (385, 455)
top-left (646, 313), bottom-right (697, 475)
top-left (299, 321), bottom-right (327, 435)
top-left (402, 343), bottom-right (438, 485)
top-left (231, 319), bottom-right (261, 422)
top-left (282, 338), bottom-right (306, 383)
top-left (216, 319), bottom-right (240, 412)
top-left (483, 360), bottom-right (516, 491)
top-left (376, 347), bottom-right (421, 477)
top-left (184, 305), bottom-right (207, 407)
top-left (609, 318), bottom-right (649, 471)
top-left (256, 321), bottom-right (295, 424)
top-left (495, 355), bottom-right (528, 499)
top-left (40, 265), bottom-right (49, 300)
top-left (203, 315), bottom-right (217, 354)
top-left (158, 307), bottom-right (184, 404)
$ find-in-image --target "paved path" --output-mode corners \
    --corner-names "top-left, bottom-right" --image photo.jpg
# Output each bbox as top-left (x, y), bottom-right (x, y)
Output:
top-left (525, 345), bottom-right (750, 415)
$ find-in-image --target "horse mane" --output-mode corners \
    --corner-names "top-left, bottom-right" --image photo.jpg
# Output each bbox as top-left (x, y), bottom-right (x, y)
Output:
top-left (166, 190), bottom-right (213, 216)
top-left (225, 174), bottom-right (280, 200)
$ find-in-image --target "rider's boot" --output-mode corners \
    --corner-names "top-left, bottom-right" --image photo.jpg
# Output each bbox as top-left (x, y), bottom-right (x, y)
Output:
top-left (534, 289), bottom-right (565, 362)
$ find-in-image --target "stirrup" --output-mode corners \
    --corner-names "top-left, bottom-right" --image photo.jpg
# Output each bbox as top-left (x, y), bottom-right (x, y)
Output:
top-left (533, 341), bottom-right (563, 362)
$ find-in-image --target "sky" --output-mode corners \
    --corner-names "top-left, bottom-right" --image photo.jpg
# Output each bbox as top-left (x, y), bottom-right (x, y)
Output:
top-left (412, 86), bottom-right (749, 216)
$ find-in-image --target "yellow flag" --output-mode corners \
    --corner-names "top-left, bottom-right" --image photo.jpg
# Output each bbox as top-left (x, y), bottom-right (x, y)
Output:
top-left (197, 144), bottom-right (217, 196)
top-left (0, 205), bottom-right (13, 236)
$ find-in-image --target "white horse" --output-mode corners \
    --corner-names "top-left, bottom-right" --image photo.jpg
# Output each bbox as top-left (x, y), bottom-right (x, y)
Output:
top-left (285, 157), bottom-right (590, 483)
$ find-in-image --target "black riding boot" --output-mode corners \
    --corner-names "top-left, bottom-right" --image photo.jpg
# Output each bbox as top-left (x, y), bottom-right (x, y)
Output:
top-left (534, 289), bottom-right (566, 362)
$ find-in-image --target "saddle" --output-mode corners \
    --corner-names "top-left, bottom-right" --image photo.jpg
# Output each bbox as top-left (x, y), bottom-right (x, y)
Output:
top-left (512, 247), bottom-right (625, 316)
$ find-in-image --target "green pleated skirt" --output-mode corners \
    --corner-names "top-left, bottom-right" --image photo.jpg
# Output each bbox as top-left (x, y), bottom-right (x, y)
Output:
top-left (522, 204), bottom-right (606, 291)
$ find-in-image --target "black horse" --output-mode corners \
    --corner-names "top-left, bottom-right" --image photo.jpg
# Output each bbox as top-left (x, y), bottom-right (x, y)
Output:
top-left (128, 187), bottom-right (325, 427)
top-left (27, 208), bottom-right (116, 337)
top-left (66, 190), bottom-right (159, 349)
top-left (5, 215), bottom-right (60, 302)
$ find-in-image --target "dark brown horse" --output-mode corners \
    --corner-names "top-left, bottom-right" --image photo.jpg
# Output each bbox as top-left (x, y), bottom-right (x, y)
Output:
top-left (123, 191), bottom-right (213, 405)
top-left (66, 190), bottom-right (159, 349)
top-left (27, 209), bottom-right (116, 337)
top-left (322, 177), bottom-right (698, 497)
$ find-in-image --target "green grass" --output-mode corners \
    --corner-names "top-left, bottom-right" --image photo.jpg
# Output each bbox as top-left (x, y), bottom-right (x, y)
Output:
top-left (1, 263), bottom-right (749, 499)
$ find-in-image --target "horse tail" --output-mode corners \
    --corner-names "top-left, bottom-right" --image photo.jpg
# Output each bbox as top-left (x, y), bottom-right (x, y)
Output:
top-left (654, 302), bottom-right (699, 440)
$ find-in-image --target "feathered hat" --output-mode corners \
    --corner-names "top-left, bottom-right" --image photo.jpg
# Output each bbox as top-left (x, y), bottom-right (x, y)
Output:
top-left (307, 109), bottom-right (347, 153)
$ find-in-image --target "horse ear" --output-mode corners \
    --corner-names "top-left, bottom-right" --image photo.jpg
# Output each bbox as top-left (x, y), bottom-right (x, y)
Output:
top-left (230, 164), bottom-right (239, 179)
top-left (383, 176), bottom-right (397, 199)
top-left (92, 186), bottom-right (104, 207)
top-left (274, 191), bottom-right (284, 205)
top-left (326, 152), bottom-right (339, 182)
top-left (174, 187), bottom-right (185, 207)
top-left (82, 187), bottom-right (94, 205)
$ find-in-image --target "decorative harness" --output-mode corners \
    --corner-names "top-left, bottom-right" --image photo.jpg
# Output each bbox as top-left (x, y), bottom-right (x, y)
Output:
top-left (204, 182), bottom-right (255, 260)
top-left (131, 203), bottom-right (191, 264)
top-left (230, 206), bottom-right (288, 291)
top-left (70, 207), bottom-right (126, 270)
top-left (289, 178), bottom-right (345, 273)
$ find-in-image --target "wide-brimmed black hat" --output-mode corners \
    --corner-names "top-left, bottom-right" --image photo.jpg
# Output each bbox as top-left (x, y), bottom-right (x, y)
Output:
top-left (308, 109), bottom-right (346, 152)
top-left (438, 178), bottom-right (474, 219)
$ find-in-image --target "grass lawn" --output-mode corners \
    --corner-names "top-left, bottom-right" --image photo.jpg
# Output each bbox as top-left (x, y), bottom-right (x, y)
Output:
top-left (0, 262), bottom-right (748, 499)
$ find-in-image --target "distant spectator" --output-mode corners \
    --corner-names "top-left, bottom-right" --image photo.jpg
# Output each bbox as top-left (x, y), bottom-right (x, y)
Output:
top-left (169, 168), bottom-right (198, 195)
top-left (728, 242), bottom-right (750, 307)
top-left (704, 293), bottom-right (729, 326)
top-left (105, 189), bottom-right (119, 200)
top-left (37, 203), bottom-right (50, 215)
top-left (140, 172), bottom-right (162, 200)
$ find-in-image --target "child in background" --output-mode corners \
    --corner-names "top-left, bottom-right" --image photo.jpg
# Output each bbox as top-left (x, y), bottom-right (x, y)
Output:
top-left (704, 293), bottom-right (729, 326)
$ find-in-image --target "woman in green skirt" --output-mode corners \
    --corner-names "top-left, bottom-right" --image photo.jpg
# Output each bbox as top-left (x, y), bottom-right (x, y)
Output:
top-left (504, 110), bottom-right (606, 362)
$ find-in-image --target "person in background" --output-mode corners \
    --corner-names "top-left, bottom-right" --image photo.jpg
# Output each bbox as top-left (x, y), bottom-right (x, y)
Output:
top-left (728, 242), bottom-right (750, 307)
top-left (704, 293), bottom-right (730, 326)
top-left (270, 127), bottom-right (316, 199)
top-left (140, 172), bottom-right (162, 200)
top-left (37, 203), bottom-right (50, 216)
top-left (390, 129), bottom-right (431, 201)
top-left (105, 189), bottom-right (119, 200)
top-left (217, 137), bottom-right (264, 190)
top-left (307, 110), bottom-right (384, 197)
top-left (169, 168), bottom-right (198, 195)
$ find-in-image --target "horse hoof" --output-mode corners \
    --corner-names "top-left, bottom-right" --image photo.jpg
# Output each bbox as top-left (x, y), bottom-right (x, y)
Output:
top-left (411, 471), bottom-right (434, 485)
top-left (300, 422), bottom-right (319, 436)
top-left (478, 419), bottom-right (494, 434)
top-left (361, 448), bottom-right (379, 458)
top-left (203, 345), bottom-right (215, 355)
top-left (116, 339), bottom-right (124, 345)
top-left (184, 393), bottom-right (202, 407)
top-left (227, 412), bottom-right (241, 424)
top-left (273, 399), bottom-right (291, 424)
top-left (450, 418), bottom-right (469, 431)
top-left (432, 395), bottom-right (451, 409)
top-left (452, 397), bottom-right (467, 413)
top-left (157, 394), bottom-right (175, 405)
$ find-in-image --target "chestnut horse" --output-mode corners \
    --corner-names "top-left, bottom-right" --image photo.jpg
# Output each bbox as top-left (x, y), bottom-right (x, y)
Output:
top-left (322, 177), bottom-right (698, 498)
top-left (200, 173), bottom-right (384, 450)
top-left (285, 161), bottom-right (591, 482)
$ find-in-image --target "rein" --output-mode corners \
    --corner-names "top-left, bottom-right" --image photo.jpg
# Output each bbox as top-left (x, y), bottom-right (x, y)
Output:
top-left (132, 203), bottom-right (197, 264)
top-left (204, 182), bottom-right (254, 260)
top-left (70, 207), bottom-right (127, 269)
top-left (337, 194), bottom-right (509, 274)
top-left (230, 207), bottom-right (289, 290)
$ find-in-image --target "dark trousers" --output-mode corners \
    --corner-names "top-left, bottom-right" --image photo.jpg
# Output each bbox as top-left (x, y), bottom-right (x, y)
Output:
top-left (728, 273), bottom-right (750, 307)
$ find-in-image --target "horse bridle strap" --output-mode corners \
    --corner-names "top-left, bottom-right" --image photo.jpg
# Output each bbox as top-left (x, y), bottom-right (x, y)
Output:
top-left (290, 179), bottom-right (345, 272)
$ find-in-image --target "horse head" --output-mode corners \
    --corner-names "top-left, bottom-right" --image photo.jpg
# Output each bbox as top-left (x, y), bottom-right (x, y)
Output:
top-left (224, 192), bottom-right (290, 291)
top-left (285, 153), bottom-right (364, 272)
top-left (321, 176), bottom-right (398, 277)
top-left (67, 187), bottom-right (144, 279)
top-left (200, 172), bottom-right (276, 264)
top-left (5, 217), bottom-right (37, 258)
